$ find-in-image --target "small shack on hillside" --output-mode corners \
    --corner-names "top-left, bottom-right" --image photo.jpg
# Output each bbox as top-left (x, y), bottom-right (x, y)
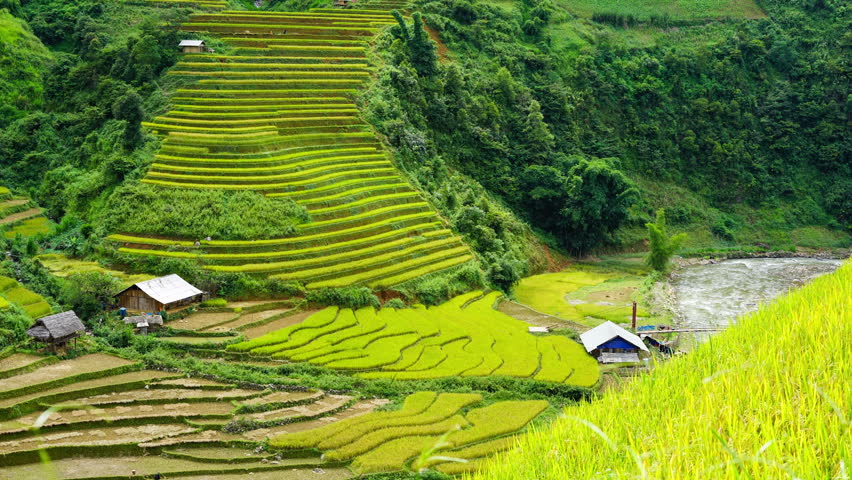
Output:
top-left (179, 39), bottom-right (206, 53)
top-left (26, 311), bottom-right (85, 351)
top-left (115, 274), bottom-right (203, 313)
top-left (580, 321), bottom-right (648, 364)
top-left (123, 314), bottom-right (164, 335)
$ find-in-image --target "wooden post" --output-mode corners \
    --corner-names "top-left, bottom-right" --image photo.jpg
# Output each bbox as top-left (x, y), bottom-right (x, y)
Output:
top-left (631, 301), bottom-right (637, 331)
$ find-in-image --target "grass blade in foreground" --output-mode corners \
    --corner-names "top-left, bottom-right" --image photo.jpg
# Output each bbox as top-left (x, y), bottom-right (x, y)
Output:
top-left (469, 260), bottom-right (851, 480)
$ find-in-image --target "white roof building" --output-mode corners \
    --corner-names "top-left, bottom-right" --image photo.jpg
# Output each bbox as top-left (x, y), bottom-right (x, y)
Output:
top-left (580, 321), bottom-right (648, 352)
top-left (116, 274), bottom-right (203, 312)
top-left (132, 275), bottom-right (202, 305)
top-left (179, 40), bottom-right (205, 47)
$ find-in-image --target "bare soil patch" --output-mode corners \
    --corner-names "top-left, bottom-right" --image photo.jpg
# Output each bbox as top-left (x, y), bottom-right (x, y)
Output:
top-left (240, 390), bottom-right (323, 406)
top-left (0, 454), bottom-right (322, 479)
top-left (153, 377), bottom-right (234, 388)
top-left (169, 312), bottom-right (238, 331)
top-left (0, 424), bottom-right (194, 454)
top-left (0, 354), bottom-right (134, 394)
top-left (0, 370), bottom-right (176, 409)
top-left (241, 310), bottom-right (315, 339)
top-left (64, 387), bottom-right (260, 407)
top-left (205, 308), bottom-right (295, 333)
top-left (0, 208), bottom-right (40, 225)
top-left (0, 353), bottom-right (44, 373)
top-left (242, 394), bottom-right (351, 422)
top-left (5, 401), bottom-right (234, 432)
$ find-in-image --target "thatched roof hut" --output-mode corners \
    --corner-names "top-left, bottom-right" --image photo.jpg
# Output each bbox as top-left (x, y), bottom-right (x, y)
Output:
top-left (26, 311), bottom-right (85, 348)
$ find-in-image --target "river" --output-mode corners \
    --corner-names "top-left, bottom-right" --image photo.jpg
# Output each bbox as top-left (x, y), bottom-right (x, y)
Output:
top-left (672, 257), bottom-right (843, 332)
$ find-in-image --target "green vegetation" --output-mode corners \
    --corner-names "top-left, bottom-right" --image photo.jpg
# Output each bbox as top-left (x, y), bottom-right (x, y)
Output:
top-left (514, 267), bottom-right (651, 326)
top-left (645, 209), bottom-right (686, 272)
top-left (103, 184), bottom-right (309, 240)
top-left (229, 291), bottom-right (600, 386)
top-left (0, 1), bottom-right (847, 478)
top-left (0, 275), bottom-right (52, 320)
top-left (474, 260), bottom-right (852, 479)
top-left (99, 7), bottom-right (477, 293)
top-left (271, 391), bottom-right (548, 474)
top-left (558, 0), bottom-right (765, 22)
top-left (0, 10), bottom-right (51, 124)
top-left (360, 0), bottom-right (849, 258)
top-left (35, 253), bottom-right (155, 287)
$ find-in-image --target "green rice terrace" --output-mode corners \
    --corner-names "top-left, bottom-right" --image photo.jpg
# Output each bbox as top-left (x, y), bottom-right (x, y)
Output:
top-left (0, 275), bottom-right (53, 320)
top-left (0, 187), bottom-right (51, 240)
top-left (108, 2), bottom-right (472, 290)
top-left (229, 291), bottom-right (599, 386)
top-left (0, 291), bottom-right (574, 478)
top-left (0, 0), bottom-right (848, 478)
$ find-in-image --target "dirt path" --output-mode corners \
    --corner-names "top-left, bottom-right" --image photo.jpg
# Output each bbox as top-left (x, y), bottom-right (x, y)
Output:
top-left (0, 208), bottom-right (41, 225)
top-left (497, 300), bottom-right (588, 332)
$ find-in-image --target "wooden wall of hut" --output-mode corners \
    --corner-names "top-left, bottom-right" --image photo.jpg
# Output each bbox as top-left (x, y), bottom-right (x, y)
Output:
top-left (117, 287), bottom-right (163, 313)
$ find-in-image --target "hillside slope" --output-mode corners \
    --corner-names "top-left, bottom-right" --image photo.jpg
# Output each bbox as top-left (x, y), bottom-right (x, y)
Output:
top-left (107, 3), bottom-right (476, 289)
top-left (470, 260), bottom-right (851, 478)
top-left (0, 10), bottom-right (51, 126)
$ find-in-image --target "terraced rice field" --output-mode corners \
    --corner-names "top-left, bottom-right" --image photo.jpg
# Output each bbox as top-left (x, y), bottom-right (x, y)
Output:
top-left (109, 5), bottom-right (472, 288)
top-left (0, 275), bottom-right (53, 319)
top-left (139, 0), bottom-right (228, 10)
top-left (0, 187), bottom-right (51, 239)
top-left (35, 253), bottom-right (155, 287)
top-left (0, 353), bottom-right (540, 477)
top-left (229, 291), bottom-right (600, 386)
top-left (515, 268), bottom-right (651, 326)
top-left (156, 300), bottom-right (306, 346)
top-left (271, 391), bottom-right (549, 474)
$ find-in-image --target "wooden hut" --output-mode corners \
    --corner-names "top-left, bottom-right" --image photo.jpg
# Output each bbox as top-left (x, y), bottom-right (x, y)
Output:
top-left (115, 274), bottom-right (203, 313)
top-left (26, 311), bottom-right (85, 351)
top-left (179, 39), bottom-right (206, 53)
top-left (580, 321), bottom-right (649, 364)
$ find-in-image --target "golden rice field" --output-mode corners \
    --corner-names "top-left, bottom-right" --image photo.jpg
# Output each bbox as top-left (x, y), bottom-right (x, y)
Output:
top-left (0, 187), bottom-right (51, 240)
top-left (0, 352), bottom-right (547, 478)
top-left (228, 291), bottom-right (600, 386)
top-left (514, 268), bottom-right (651, 327)
top-left (110, 3), bottom-right (471, 288)
top-left (470, 260), bottom-right (851, 480)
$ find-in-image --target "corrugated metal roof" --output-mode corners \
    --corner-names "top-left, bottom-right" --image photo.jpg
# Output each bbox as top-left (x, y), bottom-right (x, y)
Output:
top-left (528, 326), bottom-right (550, 333)
top-left (128, 274), bottom-right (202, 305)
top-left (179, 40), bottom-right (205, 47)
top-left (580, 321), bottom-right (649, 353)
top-left (124, 315), bottom-right (163, 325)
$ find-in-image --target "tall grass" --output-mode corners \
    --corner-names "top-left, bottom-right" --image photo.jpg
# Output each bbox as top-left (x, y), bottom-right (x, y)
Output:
top-left (469, 260), bottom-right (851, 480)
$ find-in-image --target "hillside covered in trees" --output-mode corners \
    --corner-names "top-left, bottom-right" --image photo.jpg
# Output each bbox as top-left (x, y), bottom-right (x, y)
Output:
top-left (0, 1), bottom-right (847, 479)
top-left (0, 0), bottom-right (848, 300)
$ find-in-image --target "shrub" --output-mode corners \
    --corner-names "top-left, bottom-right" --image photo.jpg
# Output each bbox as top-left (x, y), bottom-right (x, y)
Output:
top-left (383, 298), bottom-right (405, 309)
top-left (0, 305), bottom-right (31, 347)
top-left (645, 209), bottom-right (687, 272)
top-left (59, 271), bottom-right (122, 323)
top-left (200, 298), bottom-right (227, 308)
top-left (307, 286), bottom-right (379, 309)
top-left (102, 183), bottom-right (309, 241)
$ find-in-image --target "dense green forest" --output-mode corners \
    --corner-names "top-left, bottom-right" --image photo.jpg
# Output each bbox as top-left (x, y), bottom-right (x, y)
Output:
top-left (360, 0), bottom-right (849, 258)
top-left (0, 0), bottom-right (848, 300)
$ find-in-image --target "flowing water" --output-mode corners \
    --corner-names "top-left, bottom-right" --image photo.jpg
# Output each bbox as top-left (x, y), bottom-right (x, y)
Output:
top-left (672, 257), bottom-right (842, 331)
